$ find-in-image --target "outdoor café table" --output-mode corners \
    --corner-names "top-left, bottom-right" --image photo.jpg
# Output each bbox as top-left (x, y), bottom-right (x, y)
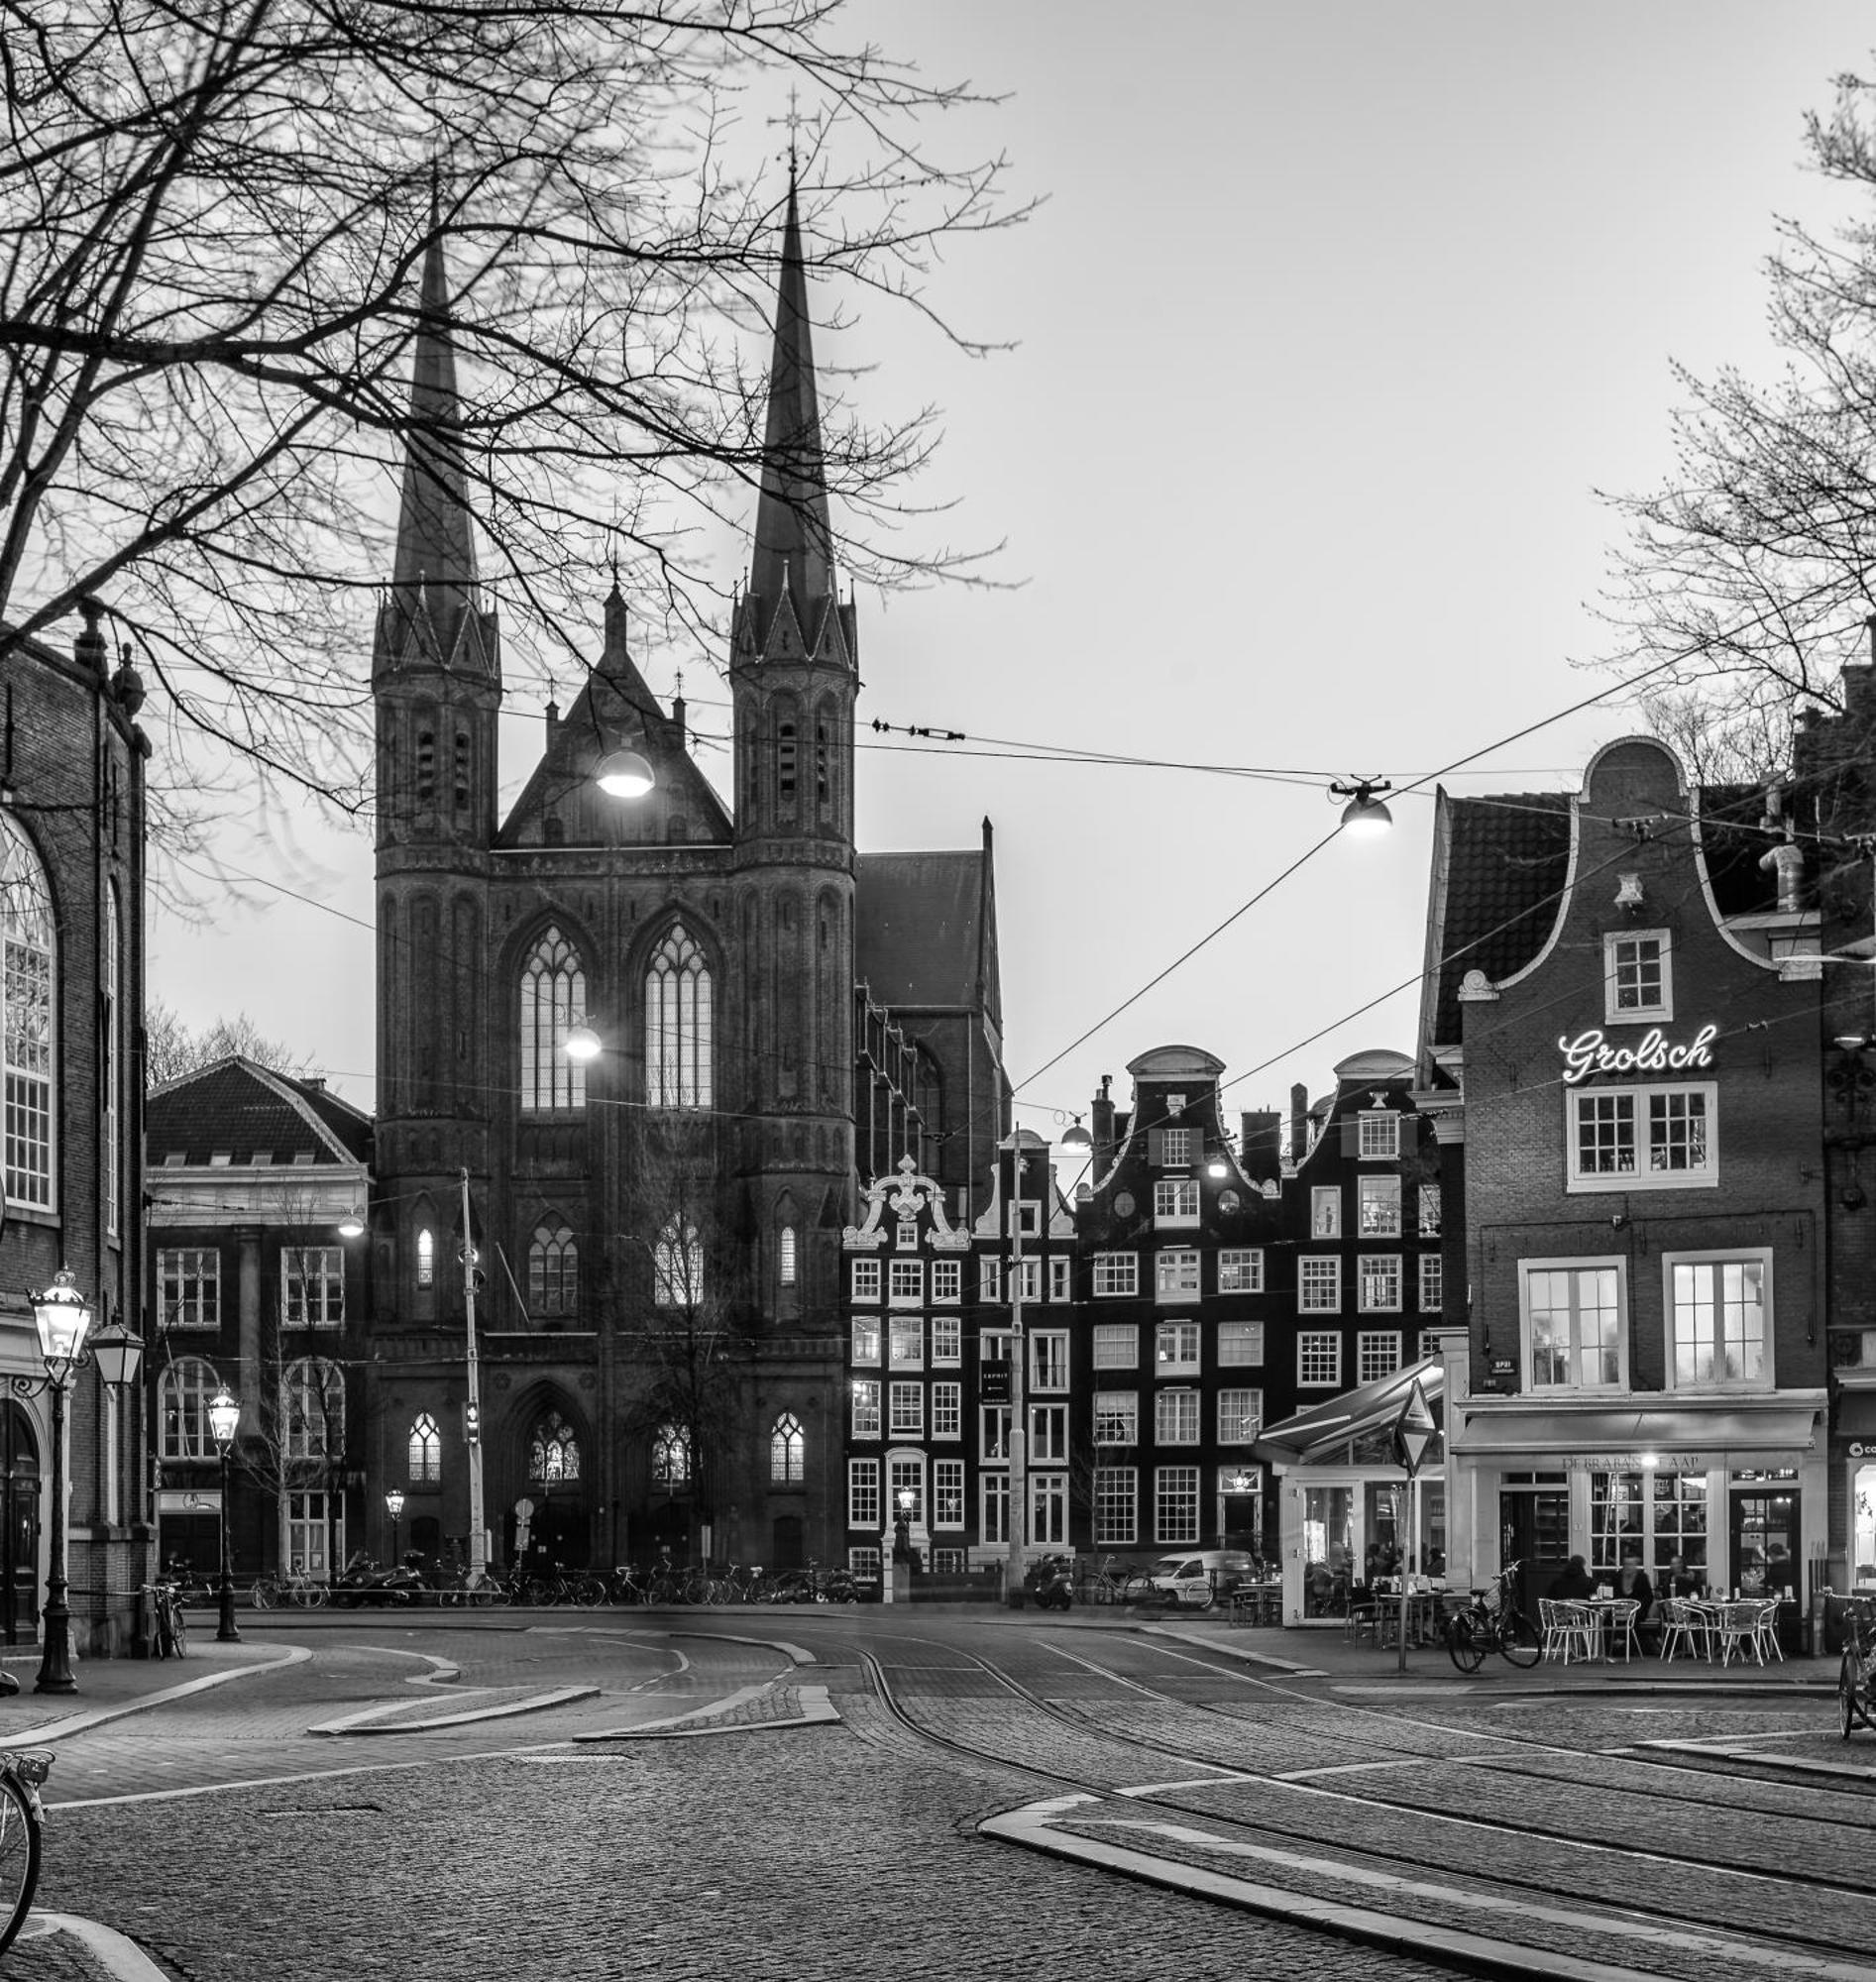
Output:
top-left (1372, 1581), bottom-right (1439, 1649)
top-left (1581, 1594), bottom-right (1642, 1661)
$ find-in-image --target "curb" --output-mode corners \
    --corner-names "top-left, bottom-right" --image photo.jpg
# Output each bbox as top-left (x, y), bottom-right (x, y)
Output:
top-left (0, 1646), bottom-right (308, 1749)
top-left (18, 1913), bottom-right (170, 1981)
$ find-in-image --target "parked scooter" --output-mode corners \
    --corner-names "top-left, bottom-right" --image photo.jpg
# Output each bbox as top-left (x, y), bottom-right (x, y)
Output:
top-left (332, 1551), bottom-right (423, 1606)
top-left (1023, 1552), bottom-right (1074, 1611)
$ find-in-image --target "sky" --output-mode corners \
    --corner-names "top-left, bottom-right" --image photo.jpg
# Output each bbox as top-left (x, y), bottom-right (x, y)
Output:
top-left (151, 2), bottom-right (1876, 1157)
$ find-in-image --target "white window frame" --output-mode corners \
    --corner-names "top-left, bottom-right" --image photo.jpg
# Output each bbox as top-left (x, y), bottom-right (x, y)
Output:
top-left (1664, 1248), bottom-right (1773, 1391)
top-left (850, 1315), bottom-right (881, 1366)
top-left (1358, 1111), bottom-right (1399, 1159)
top-left (1011, 1257), bottom-right (1041, 1305)
top-left (1030, 1473), bottom-right (1068, 1546)
top-left (1154, 1177), bottom-right (1199, 1227)
top-left (1604, 928), bottom-right (1672, 1025)
top-left (933, 1458), bottom-right (965, 1528)
top-left (1093, 1391), bottom-right (1138, 1445)
top-left (1298, 1330), bottom-right (1342, 1388)
top-left (1299, 1257), bottom-right (1341, 1313)
top-left (1093, 1253), bottom-right (1139, 1297)
top-left (1094, 1467), bottom-right (1137, 1546)
top-left (848, 1459), bottom-right (880, 1528)
top-left (1217, 1249), bottom-right (1264, 1293)
top-left (932, 1315), bottom-right (961, 1365)
top-left (851, 1378), bottom-right (882, 1438)
top-left (1358, 1175), bottom-right (1401, 1236)
top-left (931, 1259), bottom-right (961, 1305)
top-left (1155, 1320), bottom-right (1200, 1374)
top-left (1030, 1403), bottom-right (1067, 1463)
top-left (1155, 1466), bottom-right (1200, 1545)
top-left (1092, 1323), bottom-right (1137, 1370)
top-left (1311, 1186), bottom-right (1341, 1238)
top-left (1160, 1127), bottom-right (1192, 1167)
top-left (1217, 1386), bottom-right (1263, 1444)
top-left (1218, 1321), bottom-right (1265, 1367)
top-left (981, 1259), bottom-right (1003, 1303)
top-left (1031, 1330), bottom-right (1069, 1392)
top-left (1520, 1256), bottom-right (1629, 1393)
top-left (889, 1380), bottom-right (924, 1437)
top-left (1048, 1257), bottom-right (1071, 1302)
top-left (851, 1259), bottom-right (881, 1302)
top-left (1567, 1081), bottom-right (1717, 1193)
top-left (1357, 1330), bottom-right (1402, 1383)
top-left (282, 1247), bottom-right (345, 1329)
top-left (1419, 1253), bottom-right (1444, 1314)
top-left (1417, 1183), bottom-right (1442, 1238)
top-left (981, 1405), bottom-right (1011, 1462)
top-left (932, 1380), bottom-right (963, 1438)
top-left (159, 1249), bottom-right (220, 1331)
top-left (1155, 1387), bottom-right (1199, 1445)
top-left (889, 1259), bottom-right (923, 1306)
top-left (981, 1472), bottom-right (1010, 1545)
top-left (1359, 1254), bottom-right (1402, 1313)
top-left (1156, 1249), bottom-right (1201, 1302)
top-left (889, 1316), bottom-right (922, 1366)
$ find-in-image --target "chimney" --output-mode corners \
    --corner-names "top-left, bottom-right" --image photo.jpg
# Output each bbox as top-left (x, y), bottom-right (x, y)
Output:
top-left (1289, 1082), bottom-right (1309, 1164)
top-left (1090, 1073), bottom-right (1115, 1158)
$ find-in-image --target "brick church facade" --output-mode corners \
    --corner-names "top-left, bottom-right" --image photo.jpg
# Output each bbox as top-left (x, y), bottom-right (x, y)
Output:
top-left (363, 177), bottom-right (1008, 1577)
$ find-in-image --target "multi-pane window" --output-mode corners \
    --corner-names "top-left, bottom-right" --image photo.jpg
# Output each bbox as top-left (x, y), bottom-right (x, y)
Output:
top-left (1, 812), bottom-right (55, 1211)
top-left (1154, 1178), bottom-right (1199, 1225)
top-left (771, 1413), bottom-right (805, 1484)
top-left (653, 1221), bottom-right (703, 1305)
top-left (416, 1228), bottom-right (434, 1287)
top-left (1218, 1249), bottom-right (1264, 1293)
top-left (287, 1490), bottom-right (340, 1580)
top-left (889, 1316), bottom-right (922, 1366)
top-left (1359, 1255), bottom-right (1402, 1312)
top-left (162, 1358), bottom-right (221, 1460)
top-left (1010, 1258), bottom-right (1042, 1305)
top-left (779, 1227), bottom-right (797, 1286)
top-left (1669, 1254), bottom-right (1769, 1387)
top-left (645, 923), bottom-right (712, 1109)
top-left (530, 1410), bottom-right (580, 1482)
top-left (1218, 1387), bottom-right (1263, 1443)
top-left (932, 1259), bottom-right (961, 1304)
top-left (1094, 1468), bottom-right (1136, 1545)
top-left (1298, 1331), bottom-right (1342, 1387)
top-left (851, 1259), bottom-right (882, 1302)
top-left (1300, 1258), bottom-right (1341, 1312)
top-left (408, 1411), bottom-right (441, 1483)
top-left (932, 1316), bottom-right (961, 1364)
top-left (1311, 1188), bottom-right (1341, 1238)
top-left (527, 1220), bottom-right (579, 1316)
top-left (1093, 1324), bottom-right (1138, 1368)
top-left (1358, 1111), bottom-right (1399, 1159)
top-left (1160, 1127), bottom-right (1192, 1166)
top-left (1156, 1321), bottom-right (1200, 1372)
top-left (1591, 1470), bottom-right (1645, 1575)
top-left (851, 1316), bottom-right (881, 1365)
top-left (1048, 1257), bottom-right (1071, 1301)
top-left (1359, 1176), bottom-right (1401, 1235)
top-left (1030, 1404), bottom-right (1067, 1462)
top-left (1525, 1263), bottom-right (1623, 1389)
top-left (1031, 1332), bottom-right (1069, 1390)
top-left (851, 1379), bottom-right (882, 1438)
top-left (103, 886), bottom-right (119, 1237)
top-left (1156, 1466), bottom-right (1200, 1545)
top-left (282, 1248), bottom-right (344, 1328)
top-left (1156, 1388), bottom-right (1199, 1444)
top-left (981, 1259), bottom-right (1003, 1303)
top-left (281, 1359), bottom-right (344, 1459)
top-left (933, 1381), bottom-right (962, 1437)
top-left (1156, 1249), bottom-right (1201, 1301)
top-left (1419, 1254), bottom-right (1444, 1313)
top-left (1605, 930), bottom-right (1670, 1021)
top-left (848, 1459), bottom-right (880, 1528)
top-left (1094, 1392), bottom-right (1138, 1444)
top-left (1219, 1321), bottom-right (1265, 1366)
top-left (1568, 1084), bottom-right (1715, 1189)
top-left (159, 1250), bottom-right (220, 1330)
top-left (1651, 1470), bottom-right (1709, 1578)
top-left (896, 1215), bottom-right (918, 1250)
top-left (519, 925), bottom-right (586, 1112)
top-left (889, 1260), bottom-right (923, 1305)
top-left (981, 1473), bottom-right (1010, 1545)
top-left (1093, 1253), bottom-right (1139, 1297)
top-left (981, 1405), bottom-right (1011, 1461)
top-left (1358, 1331), bottom-right (1401, 1382)
top-left (1031, 1473), bottom-right (1067, 1546)
top-left (652, 1424), bottom-right (690, 1484)
top-left (889, 1381), bottom-right (924, 1436)
top-left (933, 1459), bottom-right (965, 1527)
top-left (1417, 1184), bottom-right (1442, 1238)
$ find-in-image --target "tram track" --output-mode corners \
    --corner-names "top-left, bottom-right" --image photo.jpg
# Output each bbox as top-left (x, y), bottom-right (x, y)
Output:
top-left (855, 1627), bottom-right (1876, 1982)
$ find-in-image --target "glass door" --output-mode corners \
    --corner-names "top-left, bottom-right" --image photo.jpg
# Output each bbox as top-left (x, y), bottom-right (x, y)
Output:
top-left (1500, 1483), bottom-right (1569, 1627)
top-left (1729, 1476), bottom-right (1799, 1653)
top-left (1301, 1485), bottom-right (1352, 1616)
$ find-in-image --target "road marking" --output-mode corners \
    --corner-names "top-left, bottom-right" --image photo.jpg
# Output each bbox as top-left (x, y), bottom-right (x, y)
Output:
top-left (309, 1685), bottom-right (597, 1734)
top-left (573, 1683), bottom-right (839, 1739)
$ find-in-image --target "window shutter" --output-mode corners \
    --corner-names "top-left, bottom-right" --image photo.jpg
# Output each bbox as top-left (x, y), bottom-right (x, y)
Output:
top-left (1340, 1117), bottom-right (1362, 1156)
top-left (1148, 1128), bottom-right (1165, 1166)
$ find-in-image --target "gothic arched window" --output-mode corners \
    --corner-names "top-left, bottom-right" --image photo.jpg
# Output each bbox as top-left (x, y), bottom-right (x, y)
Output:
top-left (645, 925), bottom-right (711, 1109)
top-left (528, 1220), bottom-right (579, 1316)
top-left (653, 1220), bottom-right (703, 1307)
top-left (0, 812), bottom-right (54, 1211)
top-left (520, 925), bottom-right (587, 1112)
top-left (652, 1423), bottom-right (690, 1486)
top-left (771, 1412), bottom-right (805, 1485)
top-left (408, 1412), bottom-right (441, 1484)
top-left (415, 1228), bottom-right (434, 1287)
top-left (779, 1226), bottom-right (798, 1287)
top-left (281, 1359), bottom-right (344, 1460)
top-left (162, 1358), bottom-right (221, 1461)
top-left (530, 1411), bottom-right (580, 1483)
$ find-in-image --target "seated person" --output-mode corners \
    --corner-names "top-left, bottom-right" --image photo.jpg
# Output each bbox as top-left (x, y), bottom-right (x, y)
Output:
top-left (1548, 1553), bottom-right (1596, 1600)
top-left (1611, 1552), bottom-right (1653, 1622)
top-left (1662, 1555), bottom-right (1703, 1598)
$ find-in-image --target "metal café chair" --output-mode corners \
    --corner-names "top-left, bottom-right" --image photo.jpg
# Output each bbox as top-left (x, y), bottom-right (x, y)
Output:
top-left (1711, 1599), bottom-right (1764, 1667)
top-left (1540, 1597), bottom-right (1596, 1664)
top-left (1604, 1597), bottom-right (1642, 1662)
top-left (1751, 1596), bottom-right (1785, 1664)
top-left (1656, 1597), bottom-right (1705, 1661)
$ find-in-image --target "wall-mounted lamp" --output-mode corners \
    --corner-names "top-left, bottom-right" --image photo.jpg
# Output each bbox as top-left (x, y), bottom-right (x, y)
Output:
top-left (337, 1207), bottom-right (365, 1239)
top-left (1613, 872), bottom-right (1644, 912)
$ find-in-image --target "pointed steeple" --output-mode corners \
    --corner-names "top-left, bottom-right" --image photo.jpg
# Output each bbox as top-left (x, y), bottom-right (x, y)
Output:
top-left (744, 170), bottom-right (838, 658)
top-left (376, 185), bottom-right (496, 682)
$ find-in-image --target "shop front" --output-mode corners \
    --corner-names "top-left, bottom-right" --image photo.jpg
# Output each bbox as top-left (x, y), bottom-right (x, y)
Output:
top-left (1838, 1385), bottom-right (1876, 1598)
top-left (1258, 1358), bottom-right (1446, 1627)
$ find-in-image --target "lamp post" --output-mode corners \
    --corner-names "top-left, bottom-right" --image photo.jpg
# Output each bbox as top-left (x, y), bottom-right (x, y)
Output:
top-left (18, 1270), bottom-right (142, 1695)
top-left (207, 1387), bottom-right (241, 1643)
top-left (386, 1486), bottom-right (405, 1570)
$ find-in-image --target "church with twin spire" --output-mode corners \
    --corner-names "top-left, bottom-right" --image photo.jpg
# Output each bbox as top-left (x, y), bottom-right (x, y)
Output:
top-left (364, 176), bottom-right (1009, 1575)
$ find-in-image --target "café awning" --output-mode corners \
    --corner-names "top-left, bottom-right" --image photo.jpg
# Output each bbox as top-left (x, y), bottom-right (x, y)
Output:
top-left (1255, 1357), bottom-right (1444, 1466)
top-left (1451, 1401), bottom-right (1820, 1459)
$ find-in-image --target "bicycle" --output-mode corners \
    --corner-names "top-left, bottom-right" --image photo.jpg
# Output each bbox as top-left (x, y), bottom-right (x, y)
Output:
top-left (141, 1581), bottom-right (187, 1659)
top-left (1839, 1596), bottom-right (1875, 1739)
top-left (0, 1743), bottom-right (50, 1956)
top-left (1446, 1560), bottom-right (1541, 1672)
top-left (1079, 1556), bottom-right (1133, 1605)
top-left (251, 1568), bottom-right (329, 1610)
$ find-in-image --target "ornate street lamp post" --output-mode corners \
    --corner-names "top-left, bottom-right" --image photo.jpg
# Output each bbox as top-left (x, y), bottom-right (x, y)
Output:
top-left (386, 1486), bottom-right (404, 1569)
top-left (19, 1270), bottom-right (142, 1694)
top-left (207, 1387), bottom-right (241, 1643)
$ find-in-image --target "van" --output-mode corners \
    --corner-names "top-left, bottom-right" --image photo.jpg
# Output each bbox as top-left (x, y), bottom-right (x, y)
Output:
top-left (1140, 1549), bottom-right (1255, 1609)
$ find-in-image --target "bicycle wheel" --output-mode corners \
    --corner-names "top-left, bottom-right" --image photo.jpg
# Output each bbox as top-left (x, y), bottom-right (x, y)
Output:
top-left (303, 1582), bottom-right (329, 1609)
top-left (169, 1603), bottom-right (189, 1658)
top-left (573, 1575), bottom-right (606, 1609)
top-left (1121, 1571), bottom-right (1156, 1604)
top-left (0, 1771), bottom-right (43, 1956)
top-left (468, 1572), bottom-right (504, 1608)
top-left (1447, 1611), bottom-right (1487, 1673)
top-left (1497, 1609), bottom-right (1542, 1668)
top-left (250, 1578), bottom-right (276, 1611)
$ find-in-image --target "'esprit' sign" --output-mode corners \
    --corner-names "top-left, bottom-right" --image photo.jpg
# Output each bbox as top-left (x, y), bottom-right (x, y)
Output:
top-left (1559, 1023), bottom-right (1717, 1086)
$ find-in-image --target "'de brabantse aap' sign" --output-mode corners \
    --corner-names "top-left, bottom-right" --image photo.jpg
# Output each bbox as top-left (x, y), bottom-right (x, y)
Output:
top-left (1558, 1023), bottom-right (1717, 1087)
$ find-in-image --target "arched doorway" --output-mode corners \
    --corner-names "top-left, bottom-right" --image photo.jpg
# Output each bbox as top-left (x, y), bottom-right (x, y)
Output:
top-left (3, 1404), bottom-right (41, 1645)
top-left (525, 1406), bottom-right (588, 1568)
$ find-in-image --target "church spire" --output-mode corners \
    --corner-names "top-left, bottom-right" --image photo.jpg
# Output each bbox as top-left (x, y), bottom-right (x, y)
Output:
top-left (745, 169), bottom-right (836, 654)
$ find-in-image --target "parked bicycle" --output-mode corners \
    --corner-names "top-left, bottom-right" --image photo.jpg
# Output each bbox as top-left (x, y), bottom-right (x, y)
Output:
top-left (250, 1565), bottom-right (328, 1609)
top-left (1445, 1560), bottom-right (1541, 1672)
top-left (439, 1566), bottom-right (507, 1607)
top-left (140, 1580), bottom-right (187, 1659)
top-left (1839, 1595), bottom-right (1875, 1739)
top-left (0, 1741), bottom-right (51, 1955)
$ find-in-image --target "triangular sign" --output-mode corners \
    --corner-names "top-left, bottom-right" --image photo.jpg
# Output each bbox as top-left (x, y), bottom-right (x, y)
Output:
top-left (1393, 1376), bottom-right (1436, 1479)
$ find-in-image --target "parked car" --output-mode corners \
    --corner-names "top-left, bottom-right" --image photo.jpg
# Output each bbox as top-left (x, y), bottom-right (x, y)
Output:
top-left (1139, 1549), bottom-right (1255, 1609)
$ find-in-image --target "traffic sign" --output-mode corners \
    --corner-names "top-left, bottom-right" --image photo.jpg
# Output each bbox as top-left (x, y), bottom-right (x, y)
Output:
top-left (1393, 1376), bottom-right (1436, 1478)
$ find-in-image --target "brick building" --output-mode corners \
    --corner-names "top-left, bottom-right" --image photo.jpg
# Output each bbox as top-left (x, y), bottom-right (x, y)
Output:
top-left (1418, 735), bottom-right (1828, 1634)
top-left (0, 604), bottom-right (149, 1654)
top-left (145, 1058), bottom-right (372, 1580)
top-left (366, 173), bottom-right (1007, 1578)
